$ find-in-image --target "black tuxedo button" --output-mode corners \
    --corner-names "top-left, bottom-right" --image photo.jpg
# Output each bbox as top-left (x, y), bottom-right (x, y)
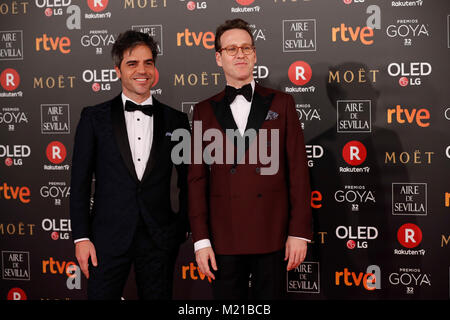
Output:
top-left (257, 193), bottom-right (262, 198)
top-left (255, 167), bottom-right (261, 174)
top-left (230, 168), bottom-right (236, 174)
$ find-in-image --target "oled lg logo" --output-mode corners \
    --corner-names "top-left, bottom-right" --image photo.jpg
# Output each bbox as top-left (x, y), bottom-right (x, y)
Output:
top-left (387, 62), bottom-right (431, 87)
top-left (0, 144), bottom-right (30, 166)
top-left (305, 145), bottom-right (323, 168)
top-left (183, 0), bottom-right (207, 10)
top-left (41, 218), bottom-right (71, 240)
top-left (37, 0), bottom-right (81, 30)
top-left (335, 226), bottom-right (378, 249)
top-left (82, 68), bottom-right (119, 92)
top-left (285, 61), bottom-right (315, 94)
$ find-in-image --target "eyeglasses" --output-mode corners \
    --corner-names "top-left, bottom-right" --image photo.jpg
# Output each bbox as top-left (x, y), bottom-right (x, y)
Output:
top-left (218, 45), bottom-right (255, 56)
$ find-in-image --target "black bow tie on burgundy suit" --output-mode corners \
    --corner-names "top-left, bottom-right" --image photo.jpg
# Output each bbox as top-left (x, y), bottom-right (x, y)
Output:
top-left (125, 100), bottom-right (154, 117)
top-left (225, 83), bottom-right (253, 104)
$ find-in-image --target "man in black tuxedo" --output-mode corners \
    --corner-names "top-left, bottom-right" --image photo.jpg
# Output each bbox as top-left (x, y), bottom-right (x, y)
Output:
top-left (70, 30), bottom-right (190, 300)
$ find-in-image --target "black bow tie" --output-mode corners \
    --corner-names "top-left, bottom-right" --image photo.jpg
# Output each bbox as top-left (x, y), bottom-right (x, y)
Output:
top-left (125, 100), bottom-right (154, 117)
top-left (225, 83), bottom-right (252, 104)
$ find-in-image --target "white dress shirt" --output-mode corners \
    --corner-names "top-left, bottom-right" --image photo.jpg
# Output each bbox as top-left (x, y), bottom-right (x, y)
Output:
top-left (194, 81), bottom-right (310, 252)
top-left (74, 92), bottom-right (154, 244)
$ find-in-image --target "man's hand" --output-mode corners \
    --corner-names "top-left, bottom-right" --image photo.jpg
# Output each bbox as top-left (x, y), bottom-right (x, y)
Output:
top-left (195, 246), bottom-right (217, 280)
top-left (75, 240), bottom-right (98, 279)
top-left (284, 237), bottom-right (307, 271)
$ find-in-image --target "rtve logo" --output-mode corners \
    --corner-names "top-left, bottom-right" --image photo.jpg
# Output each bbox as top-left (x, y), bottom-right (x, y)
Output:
top-left (181, 262), bottom-right (212, 283)
top-left (387, 105), bottom-right (430, 127)
top-left (176, 29), bottom-right (215, 50)
top-left (42, 257), bottom-right (77, 275)
top-left (335, 265), bottom-right (380, 290)
top-left (332, 23), bottom-right (374, 45)
top-left (0, 69), bottom-right (20, 91)
top-left (0, 182), bottom-right (31, 203)
top-left (445, 192), bottom-right (450, 207)
top-left (35, 34), bottom-right (71, 54)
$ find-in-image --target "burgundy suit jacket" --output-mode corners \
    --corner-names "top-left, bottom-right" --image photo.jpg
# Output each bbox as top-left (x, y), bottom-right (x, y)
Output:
top-left (188, 83), bottom-right (312, 255)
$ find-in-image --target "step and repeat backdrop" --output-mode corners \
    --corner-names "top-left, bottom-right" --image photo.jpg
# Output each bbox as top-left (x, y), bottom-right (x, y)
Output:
top-left (1, 0), bottom-right (449, 300)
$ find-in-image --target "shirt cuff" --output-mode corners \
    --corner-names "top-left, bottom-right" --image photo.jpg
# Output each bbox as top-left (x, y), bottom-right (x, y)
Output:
top-left (288, 236), bottom-right (311, 242)
top-left (194, 239), bottom-right (212, 252)
top-left (74, 238), bottom-right (90, 244)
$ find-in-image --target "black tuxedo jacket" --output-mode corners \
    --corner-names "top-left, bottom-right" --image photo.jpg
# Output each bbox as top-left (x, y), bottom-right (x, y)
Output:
top-left (70, 93), bottom-right (190, 256)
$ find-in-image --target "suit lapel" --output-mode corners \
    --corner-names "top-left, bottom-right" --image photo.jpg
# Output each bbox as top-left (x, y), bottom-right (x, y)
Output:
top-left (245, 84), bottom-right (275, 136)
top-left (111, 94), bottom-right (139, 183)
top-left (210, 84), bottom-right (275, 154)
top-left (210, 91), bottom-right (238, 134)
top-left (141, 97), bottom-right (164, 183)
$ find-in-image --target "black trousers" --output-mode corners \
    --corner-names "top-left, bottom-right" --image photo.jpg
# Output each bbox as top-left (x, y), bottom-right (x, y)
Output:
top-left (87, 220), bottom-right (179, 300)
top-left (213, 250), bottom-right (286, 300)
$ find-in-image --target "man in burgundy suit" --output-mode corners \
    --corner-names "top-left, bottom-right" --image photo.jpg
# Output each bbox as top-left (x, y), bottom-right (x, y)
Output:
top-left (188, 19), bottom-right (312, 299)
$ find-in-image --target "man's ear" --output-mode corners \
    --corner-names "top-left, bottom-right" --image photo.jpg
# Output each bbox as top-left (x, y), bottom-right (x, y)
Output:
top-left (114, 66), bottom-right (121, 79)
top-left (215, 51), bottom-right (223, 68)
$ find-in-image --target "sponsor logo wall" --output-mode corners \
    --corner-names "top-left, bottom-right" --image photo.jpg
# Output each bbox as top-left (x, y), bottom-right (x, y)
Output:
top-left (1, 0), bottom-right (449, 300)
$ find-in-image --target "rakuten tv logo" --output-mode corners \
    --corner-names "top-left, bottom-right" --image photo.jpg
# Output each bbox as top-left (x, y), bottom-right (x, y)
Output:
top-left (236, 0), bottom-right (255, 5)
top-left (7, 288), bottom-right (27, 300)
top-left (46, 141), bottom-right (66, 164)
top-left (87, 0), bottom-right (109, 12)
top-left (288, 61), bottom-right (312, 86)
top-left (342, 140), bottom-right (366, 166)
top-left (397, 223), bottom-right (422, 249)
top-left (0, 68), bottom-right (20, 91)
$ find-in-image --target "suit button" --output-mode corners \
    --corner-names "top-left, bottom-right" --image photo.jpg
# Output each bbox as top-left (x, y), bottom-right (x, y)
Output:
top-left (257, 193), bottom-right (262, 198)
top-left (255, 167), bottom-right (261, 174)
top-left (230, 168), bottom-right (236, 174)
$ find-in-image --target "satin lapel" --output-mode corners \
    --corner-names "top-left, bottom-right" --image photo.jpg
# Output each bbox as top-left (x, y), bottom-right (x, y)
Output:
top-left (141, 97), bottom-right (164, 182)
top-left (244, 84), bottom-right (275, 152)
top-left (210, 92), bottom-right (238, 134)
top-left (111, 94), bottom-right (139, 183)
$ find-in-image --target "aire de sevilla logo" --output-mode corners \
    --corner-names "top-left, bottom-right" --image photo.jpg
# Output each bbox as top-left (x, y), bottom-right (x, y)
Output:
top-left (342, 140), bottom-right (367, 166)
top-left (87, 0), bottom-right (108, 12)
top-left (288, 61), bottom-right (312, 86)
